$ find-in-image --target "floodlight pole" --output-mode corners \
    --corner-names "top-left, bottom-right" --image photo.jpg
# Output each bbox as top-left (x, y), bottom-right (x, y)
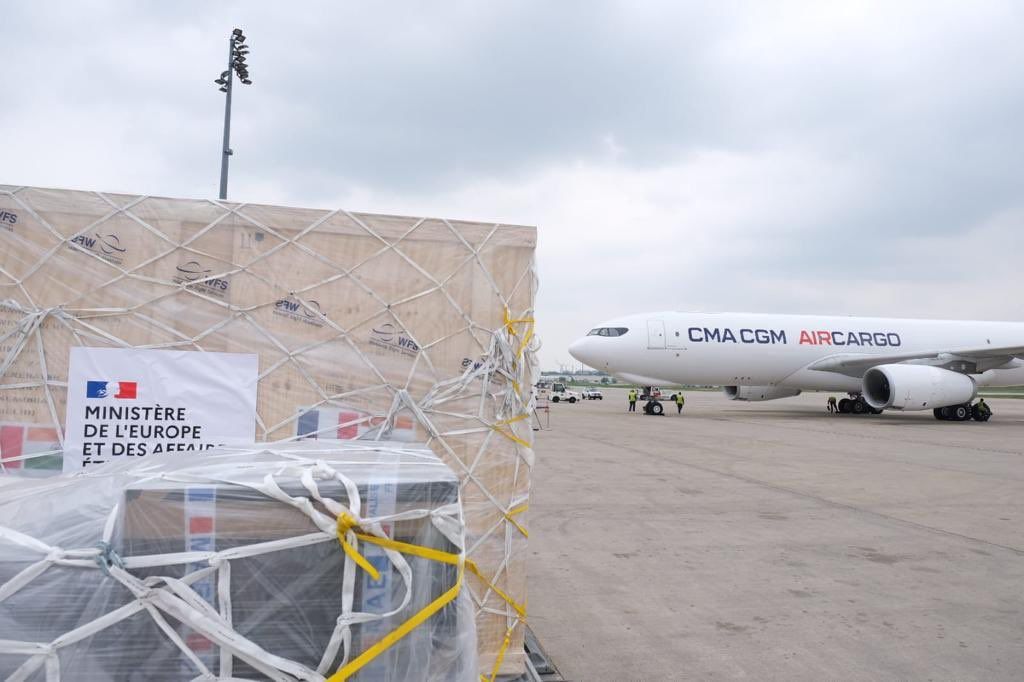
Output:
top-left (216, 28), bottom-right (250, 199)
top-left (218, 36), bottom-right (234, 200)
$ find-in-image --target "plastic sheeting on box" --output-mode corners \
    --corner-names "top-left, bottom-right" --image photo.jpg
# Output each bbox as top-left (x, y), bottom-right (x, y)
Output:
top-left (0, 441), bottom-right (478, 681)
top-left (0, 186), bottom-right (537, 675)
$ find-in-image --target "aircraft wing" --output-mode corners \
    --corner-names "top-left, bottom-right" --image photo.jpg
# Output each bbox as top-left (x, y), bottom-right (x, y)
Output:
top-left (807, 343), bottom-right (1024, 377)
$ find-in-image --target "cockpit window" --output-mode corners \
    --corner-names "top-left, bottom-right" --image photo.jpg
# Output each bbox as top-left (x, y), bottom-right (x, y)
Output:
top-left (587, 327), bottom-right (629, 337)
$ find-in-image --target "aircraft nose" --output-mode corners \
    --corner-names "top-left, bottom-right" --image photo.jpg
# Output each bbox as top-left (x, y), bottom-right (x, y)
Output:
top-left (568, 337), bottom-right (586, 362)
top-left (569, 336), bottom-right (603, 369)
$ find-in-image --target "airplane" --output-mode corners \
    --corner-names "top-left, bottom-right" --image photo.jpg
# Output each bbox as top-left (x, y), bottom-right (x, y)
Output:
top-left (567, 312), bottom-right (1024, 421)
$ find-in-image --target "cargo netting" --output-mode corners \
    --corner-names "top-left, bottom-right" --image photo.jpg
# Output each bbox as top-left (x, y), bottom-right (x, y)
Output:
top-left (0, 186), bottom-right (538, 678)
top-left (0, 443), bottom-right (481, 680)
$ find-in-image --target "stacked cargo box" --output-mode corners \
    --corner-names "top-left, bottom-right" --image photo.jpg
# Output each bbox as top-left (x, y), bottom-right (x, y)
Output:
top-left (0, 185), bottom-right (537, 676)
top-left (0, 443), bottom-right (476, 680)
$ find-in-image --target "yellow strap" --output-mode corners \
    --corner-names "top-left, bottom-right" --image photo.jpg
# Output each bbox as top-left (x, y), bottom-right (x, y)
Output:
top-left (496, 413), bottom-right (529, 426)
top-left (339, 538), bottom-right (382, 582)
top-left (502, 307), bottom-right (535, 387)
top-left (466, 559), bottom-right (527, 619)
top-left (328, 565), bottom-right (464, 682)
top-left (336, 513), bottom-right (382, 582)
top-left (507, 312), bottom-right (535, 360)
top-left (479, 622), bottom-right (512, 679)
top-left (325, 421), bottom-right (532, 675)
top-left (503, 307), bottom-right (534, 328)
top-left (492, 425), bottom-right (532, 450)
top-left (503, 308), bottom-right (535, 342)
top-left (328, 515), bottom-right (529, 680)
top-left (492, 412), bottom-right (533, 451)
top-left (503, 308), bottom-right (518, 338)
top-left (354, 533), bottom-right (460, 566)
top-left (516, 327), bottom-right (534, 360)
top-left (507, 503), bottom-right (528, 517)
top-left (496, 501), bottom-right (529, 538)
top-left (503, 511), bottom-right (529, 539)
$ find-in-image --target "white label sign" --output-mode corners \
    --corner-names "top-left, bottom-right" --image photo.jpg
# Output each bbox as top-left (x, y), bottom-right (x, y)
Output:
top-left (64, 347), bottom-right (258, 471)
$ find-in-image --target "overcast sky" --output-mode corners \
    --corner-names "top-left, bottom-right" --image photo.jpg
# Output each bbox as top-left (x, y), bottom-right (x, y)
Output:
top-left (3, 1), bottom-right (1023, 369)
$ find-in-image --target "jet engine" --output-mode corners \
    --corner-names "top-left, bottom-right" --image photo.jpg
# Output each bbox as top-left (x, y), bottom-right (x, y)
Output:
top-left (723, 386), bottom-right (801, 401)
top-left (862, 364), bottom-right (976, 411)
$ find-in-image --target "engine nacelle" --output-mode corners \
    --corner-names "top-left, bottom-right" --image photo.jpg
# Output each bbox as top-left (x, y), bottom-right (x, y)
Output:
top-left (723, 385), bottom-right (801, 401)
top-left (862, 364), bottom-right (976, 411)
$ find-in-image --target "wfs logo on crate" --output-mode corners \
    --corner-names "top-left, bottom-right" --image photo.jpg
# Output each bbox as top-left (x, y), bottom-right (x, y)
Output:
top-left (461, 356), bottom-right (485, 371)
top-left (273, 296), bottom-right (327, 327)
top-left (0, 210), bottom-right (17, 232)
top-left (369, 322), bottom-right (420, 358)
top-left (68, 231), bottom-right (127, 266)
top-left (86, 380), bottom-right (138, 399)
top-left (173, 260), bottom-right (231, 300)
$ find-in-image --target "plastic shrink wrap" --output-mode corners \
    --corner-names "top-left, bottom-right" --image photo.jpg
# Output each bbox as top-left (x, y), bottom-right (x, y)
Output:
top-left (0, 186), bottom-right (536, 675)
top-left (0, 441), bottom-right (478, 681)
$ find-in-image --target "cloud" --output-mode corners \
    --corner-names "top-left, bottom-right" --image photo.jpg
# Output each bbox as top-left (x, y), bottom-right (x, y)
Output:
top-left (1, 1), bottom-right (1023, 369)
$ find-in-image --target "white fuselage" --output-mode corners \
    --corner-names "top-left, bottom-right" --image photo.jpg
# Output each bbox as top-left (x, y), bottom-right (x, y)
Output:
top-left (568, 312), bottom-right (1024, 391)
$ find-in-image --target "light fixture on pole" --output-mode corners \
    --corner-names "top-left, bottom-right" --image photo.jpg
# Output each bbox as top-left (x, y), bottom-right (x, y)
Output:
top-left (214, 28), bottom-right (253, 200)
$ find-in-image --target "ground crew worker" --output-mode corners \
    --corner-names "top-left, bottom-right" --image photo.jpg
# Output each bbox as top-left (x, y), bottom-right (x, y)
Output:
top-left (675, 391), bottom-right (685, 415)
top-left (628, 388), bottom-right (638, 412)
top-left (976, 398), bottom-right (992, 417)
top-left (827, 396), bottom-right (838, 414)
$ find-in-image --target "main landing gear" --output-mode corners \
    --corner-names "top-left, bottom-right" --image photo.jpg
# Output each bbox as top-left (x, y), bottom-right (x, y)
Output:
top-left (643, 400), bottom-right (664, 416)
top-left (836, 395), bottom-right (882, 415)
top-left (933, 403), bottom-right (991, 422)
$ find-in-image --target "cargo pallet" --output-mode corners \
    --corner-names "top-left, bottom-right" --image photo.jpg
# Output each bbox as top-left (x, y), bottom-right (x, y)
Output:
top-left (500, 628), bottom-right (564, 681)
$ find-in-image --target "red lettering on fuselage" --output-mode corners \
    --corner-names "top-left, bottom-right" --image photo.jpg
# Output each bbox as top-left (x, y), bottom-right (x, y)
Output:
top-left (816, 330), bottom-right (832, 345)
top-left (799, 330), bottom-right (815, 345)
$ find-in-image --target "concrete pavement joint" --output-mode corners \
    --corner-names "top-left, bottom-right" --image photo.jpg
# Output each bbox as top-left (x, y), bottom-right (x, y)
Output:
top-left (559, 425), bottom-right (1024, 556)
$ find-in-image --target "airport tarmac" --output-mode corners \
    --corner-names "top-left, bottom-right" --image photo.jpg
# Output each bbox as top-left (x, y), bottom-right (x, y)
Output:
top-left (527, 388), bottom-right (1024, 681)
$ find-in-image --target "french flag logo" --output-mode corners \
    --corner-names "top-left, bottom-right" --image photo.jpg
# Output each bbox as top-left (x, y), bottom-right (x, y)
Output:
top-left (86, 381), bottom-right (137, 399)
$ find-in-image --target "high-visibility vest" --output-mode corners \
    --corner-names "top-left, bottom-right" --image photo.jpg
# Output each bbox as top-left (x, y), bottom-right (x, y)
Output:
top-left (629, 390), bottom-right (637, 401)
top-left (675, 393), bottom-right (684, 405)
